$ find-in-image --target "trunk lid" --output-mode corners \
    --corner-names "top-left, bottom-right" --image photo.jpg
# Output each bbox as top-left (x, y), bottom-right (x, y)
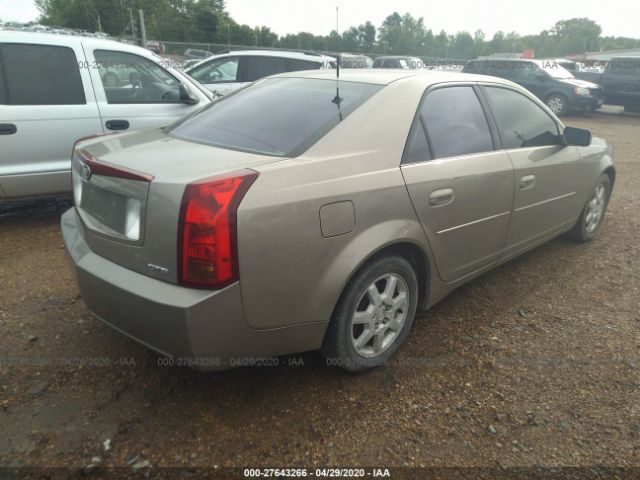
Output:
top-left (73, 128), bottom-right (282, 284)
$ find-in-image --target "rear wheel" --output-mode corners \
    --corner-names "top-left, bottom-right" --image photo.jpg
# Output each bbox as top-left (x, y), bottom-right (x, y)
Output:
top-left (546, 93), bottom-right (569, 116)
top-left (567, 173), bottom-right (611, 242)
top-left (321, 255), bottom-right (418, 372)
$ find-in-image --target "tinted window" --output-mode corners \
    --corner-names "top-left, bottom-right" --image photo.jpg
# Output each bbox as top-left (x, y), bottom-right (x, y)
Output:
top-left (402, 120), bottom-right (430, 164)
top-left (422, 86), bottom-right (494, 159)
top-left (516, 62), bottom-right (542, 81)
top-left (483, 87), bottom-right (561, 149)
top-left (94, 50), bottom-right (181, 104)
top-left (242, 56), bottom-right (287, 82)
top-left (463, 61), bottom-right (482, 73)
top-left (1, 43), bottom-right (85, 105)
top-left (0, 61), bottom-right (6, 104)
top-left (189, 56), bottom-right (238, 84)
top-left (609, 59), bottom-right (640, 76)
top-left (286, 59), bottom-right (323, 72)
top-left (169, 77), bottom-right (382, 156)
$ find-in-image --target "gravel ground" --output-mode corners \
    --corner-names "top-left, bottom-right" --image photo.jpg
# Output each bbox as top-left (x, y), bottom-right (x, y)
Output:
top-left (0, 112), bottom-right (639, 476)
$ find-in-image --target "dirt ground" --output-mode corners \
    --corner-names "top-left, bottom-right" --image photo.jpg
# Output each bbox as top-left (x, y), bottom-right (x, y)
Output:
top-left (0, 112), bottom-right (639, 476)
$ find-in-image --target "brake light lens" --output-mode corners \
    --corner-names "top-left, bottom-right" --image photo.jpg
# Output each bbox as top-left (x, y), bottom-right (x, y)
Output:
top-left (178, 170), bottom-right (258, 289)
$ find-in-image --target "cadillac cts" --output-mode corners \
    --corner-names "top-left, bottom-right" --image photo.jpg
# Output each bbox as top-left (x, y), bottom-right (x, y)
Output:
top-left (62, 70), bottom-right (615, 371)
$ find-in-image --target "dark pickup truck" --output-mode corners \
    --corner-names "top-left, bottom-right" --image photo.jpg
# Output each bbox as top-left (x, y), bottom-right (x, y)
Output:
top-left (574, 57), bottom-right (640, 111)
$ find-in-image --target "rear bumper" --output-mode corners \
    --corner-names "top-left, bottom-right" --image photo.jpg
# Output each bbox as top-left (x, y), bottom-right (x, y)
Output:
top-left (61, 208), bottom-right (326, 369)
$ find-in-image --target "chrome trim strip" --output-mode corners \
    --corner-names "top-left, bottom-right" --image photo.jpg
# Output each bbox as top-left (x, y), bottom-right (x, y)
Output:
top-left (436, 211), bottom-right (510, 235)
top-left (514, 191), bottom-right (576, 212)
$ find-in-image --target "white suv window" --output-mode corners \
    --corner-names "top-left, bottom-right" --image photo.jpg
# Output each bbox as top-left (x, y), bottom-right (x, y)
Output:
top-left (189, 57), bottom-right (239, 84)
top-left (94, 50), bottom-right (181, 104)
top-left (1, 43), bottom-right (85, 105)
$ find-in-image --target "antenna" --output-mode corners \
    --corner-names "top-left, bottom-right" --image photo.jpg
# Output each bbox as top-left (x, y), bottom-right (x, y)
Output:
top-left (332, 5), bottom-right (343, 113)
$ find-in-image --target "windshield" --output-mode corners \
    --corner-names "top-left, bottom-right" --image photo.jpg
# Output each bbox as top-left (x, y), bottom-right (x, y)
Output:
top-left (168, 77), bottom-right (383, 157)
top-left (540, 62), bottom-right (574, 79)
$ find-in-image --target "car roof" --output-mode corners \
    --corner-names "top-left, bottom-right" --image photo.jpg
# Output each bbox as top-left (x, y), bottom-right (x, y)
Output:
top-left (211, 49), bottom-right (326, 60)
top-left (185, 49), bottom-right (334, 72)
top-left (375, 55), bottom-right (420, 60)
top-left (272, 68), bottom-right (515, 87)
top-left (0, 31), bottom-right (158, 57)
top-left (609, 56), bottom-right (640, 61)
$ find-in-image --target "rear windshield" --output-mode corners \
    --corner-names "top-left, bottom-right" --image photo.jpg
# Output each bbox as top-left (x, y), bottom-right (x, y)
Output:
top-left (168, 77), bottom-right (383, 156)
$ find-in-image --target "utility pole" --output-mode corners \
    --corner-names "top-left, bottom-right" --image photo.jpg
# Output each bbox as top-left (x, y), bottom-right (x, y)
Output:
top-left (138, 9), bottom-right (147, 48)
top-left (129, 9), bottom-right (136, 43)
top-left (97, 14), bottom-right (102, 32)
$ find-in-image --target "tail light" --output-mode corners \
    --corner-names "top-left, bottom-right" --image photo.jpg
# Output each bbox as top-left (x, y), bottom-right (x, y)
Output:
top-left (178, 170), bottom-right (258, 289)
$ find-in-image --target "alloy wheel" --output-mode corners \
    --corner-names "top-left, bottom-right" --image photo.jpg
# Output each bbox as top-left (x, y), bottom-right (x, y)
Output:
top-left (350, 273), bottom-right (409, 358)
top-left (585, 184), bottom-right (606, 234)
top-left (547, 96), bottom-right (565, 115)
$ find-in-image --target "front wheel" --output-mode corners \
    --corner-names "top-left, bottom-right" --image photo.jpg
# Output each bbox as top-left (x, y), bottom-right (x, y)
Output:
top-left (546, 93), bottom-right (569, 116)
top-left (567, 173), bottom-right (611, 242)
top-left (321, 256), bottom-right (419, 372)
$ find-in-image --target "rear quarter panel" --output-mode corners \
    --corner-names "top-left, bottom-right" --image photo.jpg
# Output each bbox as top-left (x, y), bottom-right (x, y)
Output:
top-left (237, 79), bottom-right (436, 331)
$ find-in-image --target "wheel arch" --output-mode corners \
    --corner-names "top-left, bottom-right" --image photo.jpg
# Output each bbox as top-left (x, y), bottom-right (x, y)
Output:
top-left (603, 165), bottom-right (616, 187)
top-left (328, 240), bottom-right (432, 326)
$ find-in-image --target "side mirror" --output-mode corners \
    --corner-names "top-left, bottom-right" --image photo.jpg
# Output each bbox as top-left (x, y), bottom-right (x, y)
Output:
top-left (179, 83), bottom-right (199, 105)
top-left (563, 126), bottom-right (592, 147)
top-left (535, 72), bottom-right (546, 82)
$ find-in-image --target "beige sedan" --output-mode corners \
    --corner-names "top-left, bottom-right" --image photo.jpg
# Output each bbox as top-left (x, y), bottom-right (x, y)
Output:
top-left (62, 70), bottom-right (614, 371)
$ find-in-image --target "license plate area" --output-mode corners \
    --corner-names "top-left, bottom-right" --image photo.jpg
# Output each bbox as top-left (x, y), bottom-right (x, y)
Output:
top-left (73, 157), bottom-right (149, 245)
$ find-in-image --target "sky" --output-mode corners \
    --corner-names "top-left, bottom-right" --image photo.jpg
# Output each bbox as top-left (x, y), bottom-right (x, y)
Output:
top-left (1, 0), bottom-right (639, 38)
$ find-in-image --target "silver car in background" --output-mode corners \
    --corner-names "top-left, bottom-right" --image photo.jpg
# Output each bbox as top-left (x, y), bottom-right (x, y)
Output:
top-left (0, 32), bottom-right (212, 201)
top-left (62, 70), bottom-right (614, 371)
top-left (185, 49), bottom-right (334, 96)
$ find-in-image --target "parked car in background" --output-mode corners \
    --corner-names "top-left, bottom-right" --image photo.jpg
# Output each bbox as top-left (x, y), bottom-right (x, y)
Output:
top-left (181, 58), bottom-right (204, 70)
top-left (373, 55), bottom-right (422, 69)
top-left (183, 48), bottom-right (214, 60)
top-left (0, 31), bottom-right (212, 201)
top-left (575, 57), bottom-right (640, 111)
top-left (550, 58), bottom-right (604, 84)
top-left (63, 70), bottom-right (613, 372)
top-left (185, 50), bottom-right (334, 96)
top-left (339, 53), bottom-right (373, 68)
top-left (463, 58), bottom-right (603, 115)
top-left (146, 40), bottom-right (165, 55)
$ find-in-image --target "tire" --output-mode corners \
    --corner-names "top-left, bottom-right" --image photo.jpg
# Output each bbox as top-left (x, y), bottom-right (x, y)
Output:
top-left (546, 93), bottom-right (569, 116)
top-left (321, 255), bottom-right (419, 372)
top-left (567, 173), bottom-right (611, 242)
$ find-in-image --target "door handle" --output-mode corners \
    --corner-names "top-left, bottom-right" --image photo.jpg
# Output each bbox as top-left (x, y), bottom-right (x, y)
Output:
top-left (519, 175), bottom-right (536, 190)
top-left (429, 188), bottom-right (455, 206)
top-left (106, 120), bottom-right (130, 131)
top-left (0, 123), bottom-right (17, 135)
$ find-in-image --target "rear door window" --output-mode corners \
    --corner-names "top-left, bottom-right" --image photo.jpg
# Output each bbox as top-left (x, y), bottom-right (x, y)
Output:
top-left (421, 86), bottom-right (494, 159)
top-left (402, 120), bottom-right (431, 164)
top-left (169, 77), bottom-right (382, 157)
top-left (483, 86), bottom-right (561, 149)
top-left (241, 56), bottom-right (288, 82)
top-left (0, 43), bottom-right (85, 105)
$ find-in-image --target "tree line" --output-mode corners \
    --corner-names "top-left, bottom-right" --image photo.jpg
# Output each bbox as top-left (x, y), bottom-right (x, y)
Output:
top-left (35, 0), bottom-right (640, 58)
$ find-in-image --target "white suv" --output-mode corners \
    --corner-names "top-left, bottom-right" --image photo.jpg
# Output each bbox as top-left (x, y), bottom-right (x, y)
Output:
top-left (0, 32), bottom-right (212, 201)
top-left (185, 50), bottom-right (334, 96)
